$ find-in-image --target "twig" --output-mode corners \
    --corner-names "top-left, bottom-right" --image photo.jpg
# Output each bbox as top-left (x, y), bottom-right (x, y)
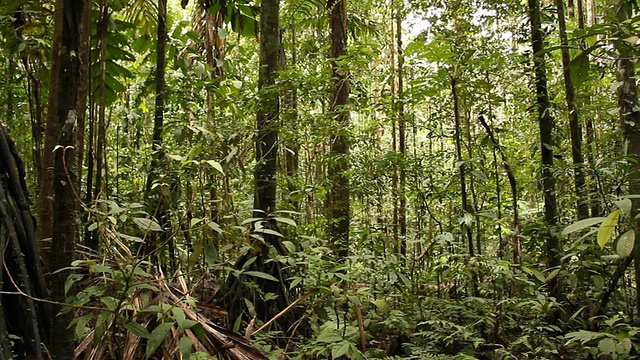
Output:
top-left (252, 289), bottom-right (316, 336)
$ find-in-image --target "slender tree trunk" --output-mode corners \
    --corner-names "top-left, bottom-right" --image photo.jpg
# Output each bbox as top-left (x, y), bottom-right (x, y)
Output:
top-left (478, 115), bottom-right (520, 262)
top-left (555, 0), bottom-right (589, 220)
top-left (283, 24), bottom-right (300, 211)
top-left (452, 78), bottom-right (474, 258)
top-left (396, 5), bottom-right (407, 256)
top-left (529, 0), bottom-right (562, 301)
top-left (327, 0), bottom-right (350, 258)
top-left (143, 0), bottom-right (171, 265)
top-left (46, 0), bottom-right (91, 358)
top-left (614, 0), bottom-right (640, 323)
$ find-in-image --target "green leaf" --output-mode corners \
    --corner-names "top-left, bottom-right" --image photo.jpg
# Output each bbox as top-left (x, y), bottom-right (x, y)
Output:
top-left (274, 217), bottom-right (297, 227)
top-left (282, 241), bottom-right (296, 253)
top-left (545, 268), bottom-right (560, 282)
top-left (522, 266), bottom-right (546, 283)
top-left (598, 210), bottom-right (620, 248)
top-left (205, 160), bottom-right (224, 174)
top-left (599, 337), bottom-right (616, 355)
top-left (570, 49), bottom-right (590, 87)
top-left (561, 217), bottom-right (607, 236)
top-left (316, 327), bottom-right (343, 343)
top-left (332, 341), bottom-right (351, 359)
top-left (254, 228), bottom-right (283, 237)
top-left (133, 217), bottom-right (164, 232)
top-left (123, 320), bottom-right (150, 338)
top-left (173, 308), bottom-right (198, 329)
top-left (100, 296), bottom-right (118, 311)
top-left (615, 198), bottom-right (633, 216)
top-left (73, 313), bottom-right (94, 340)
top-left (471, 170), bottom-right (488, 182)
top-left (206, 221), bottom-right (223, 234)
top-left (65, 274), bottom-right (83, 297)
top-left (616, 230), bottom-right (635, 258)
top-left (179, 336), bottom-right (193, 357)
top-left (371, 299), bottom-right (391, 314)
top-left (145, 322), bottom-right (174, 359)
top-left (243, 271), bottom-right (279, 282)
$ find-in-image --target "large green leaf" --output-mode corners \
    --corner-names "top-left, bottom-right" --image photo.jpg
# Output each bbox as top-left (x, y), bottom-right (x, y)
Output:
top-left (616, 230), bottom-right (635, 258)
top-left (243, 271), bottom-right (279, 282)
top-left (597, 210), bottom-right (620, 248)
top-left (561, 217), bottom-right (607, 236)
top-left (145, 322), bottom-right (175, 359)
top-left (123, 320), bottom-right (150, 339)
top-left (133, 217), bottom-right (164, 232)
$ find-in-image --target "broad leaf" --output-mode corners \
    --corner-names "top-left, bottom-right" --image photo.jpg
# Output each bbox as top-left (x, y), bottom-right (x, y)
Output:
top-left (614, 198), bottom-right (632, 216)
top-left (616, 230), bottom-right (635, 258)
top-left (243, 271), bottom-right (279, 282)
top-left (274, 217), bottom-right (296, 227)
top-left (133, 217), bottom-right (163, 232)
top-left (332, 341), bottom-right (351, 359)
top-left (123, 320), bottom-right (150, 339)
top-left (597, 210), bottom-right (620, 248)
top-left (146, 322), bottom-right (174, 359)
top-left (562, 217), bottom-right (607, 236)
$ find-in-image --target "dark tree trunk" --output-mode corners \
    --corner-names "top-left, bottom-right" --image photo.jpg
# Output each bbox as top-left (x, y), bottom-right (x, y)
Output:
top-left (529, 0), bottom-right (562, 302)
top-left (327, 0), bottom-right (350, 258)
top-left (220, 1), bottom-right (306, 341)
top-left (555, 0), bottom-right (589, 220)
top-left (44, 0), bottom-right (91, 358)
top-left (143, 0), bottom-right (173, 267)
top-left (0, 127), bottom-right (51, 359)
top-left (452, 78), bottom-right (474, 258)
top-left (614, 0), bottom-right (640, 323)
top-left (253, 0), bottom-right (280, 218)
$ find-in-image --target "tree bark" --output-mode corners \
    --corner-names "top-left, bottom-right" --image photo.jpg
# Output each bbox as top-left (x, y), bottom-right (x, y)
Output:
top-left (0, 126), bottom-right (51, 360)
top-left (396, 4), bottom-right (407, 256)
top-left (45, 0), bottom-right (91, 358)
top-left (253, 0), bottom-right (280, 218)
top-left (143, 0), bottom-right (172, 267)
top-left (614, 0), bottom-right (640, 323)
top-left (327, 0), bottom-right (350, 258)
top-left (555, 0), bottom-right (589, 220)
top-left (529, 0), bottom-right (562, 302)
top-left (452, 78), bottom-right (474, 258)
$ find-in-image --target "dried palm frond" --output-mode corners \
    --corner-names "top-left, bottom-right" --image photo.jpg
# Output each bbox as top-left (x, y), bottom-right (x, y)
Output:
top-left (71, 226), bottom-right (269, 360)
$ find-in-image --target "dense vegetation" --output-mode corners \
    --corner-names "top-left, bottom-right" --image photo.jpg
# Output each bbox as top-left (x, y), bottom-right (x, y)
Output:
top-left (2, 0), bottom-right (640, 358)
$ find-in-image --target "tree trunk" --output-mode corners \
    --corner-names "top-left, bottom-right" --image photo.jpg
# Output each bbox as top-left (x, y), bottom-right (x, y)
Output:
top-left (555, 0), bottom-right (589, 220)
top-left (46, 0), bottom-right (91, 358)
top-left (452, 78), bottom-right (474, 258)
top-left (614, 0), bottom-right (640, 323)
top-left (529, 0), bottom-right (562, 301)
top-left (327, 0), bottom-right (350, 258)
top-left (143, 0), bottom-right (172, 266)
top-left (396, 4), bottom-right (407, 256)
top-left (253, 0), bottom-right (280, 218)
top-left (0, 126), bottom-right (51, 359)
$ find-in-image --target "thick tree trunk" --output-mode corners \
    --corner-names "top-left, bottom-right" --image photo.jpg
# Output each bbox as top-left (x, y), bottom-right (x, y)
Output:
top-left (614, 0), bottom-right (640, 323)
top-left (529, 0), bottom-right (562, 302)
top-left (327, 0), bottom-right (350, 258)
top-left (253, 0), bottom-right (280, 218)
top-left (43, 0), bottom-right (91, 358)
top-left (0, 127), bottom-right (51, 359)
